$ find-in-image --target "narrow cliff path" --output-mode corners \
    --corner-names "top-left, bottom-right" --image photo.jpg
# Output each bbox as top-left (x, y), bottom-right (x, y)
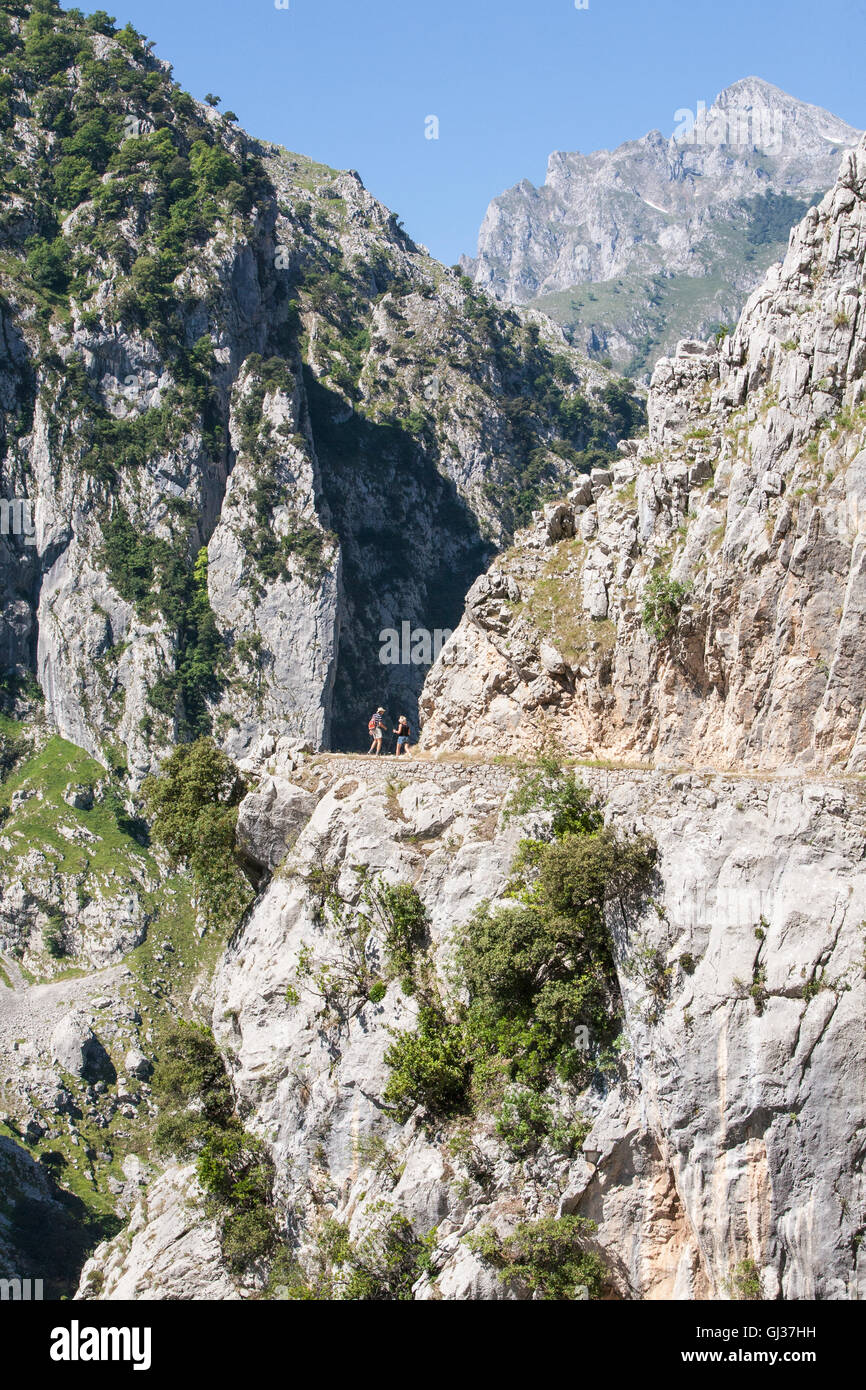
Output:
top-left (308, 751), bottom-right (866, 792)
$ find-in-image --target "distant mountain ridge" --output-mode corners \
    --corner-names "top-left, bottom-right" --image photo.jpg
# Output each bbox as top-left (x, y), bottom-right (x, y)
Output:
top-left (463, 78), bottom-right (863, 377)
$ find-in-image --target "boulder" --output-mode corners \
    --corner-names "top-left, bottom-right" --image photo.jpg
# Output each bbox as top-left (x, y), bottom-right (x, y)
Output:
top-left (124, 1049), bottom-right (153, 1081)
top-left (542, 502), bottom-right (575, 543)
top-left (63, 784), bottom-right (94, 811)
top-left (50, 1015), bottom-right (115, 1083)
top-left (540, 642), bottom-right (568, 676)
top-left (235, 776), bottom-right (316, 872)
top-left (569, 476), bottom-right (594, 508)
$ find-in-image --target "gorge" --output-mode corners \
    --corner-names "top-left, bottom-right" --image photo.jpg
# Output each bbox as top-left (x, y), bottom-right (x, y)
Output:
top-left (0, 1), bottom-right (864, 1305)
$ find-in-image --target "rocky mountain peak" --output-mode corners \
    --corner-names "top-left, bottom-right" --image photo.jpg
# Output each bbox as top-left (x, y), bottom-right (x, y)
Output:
top-left (465, 79), bottom-right (862, 376)
top-left (713, 76), bottom-right (860, 150)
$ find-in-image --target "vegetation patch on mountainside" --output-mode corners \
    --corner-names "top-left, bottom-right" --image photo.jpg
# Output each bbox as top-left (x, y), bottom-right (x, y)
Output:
top-left (381, 761), bottom-right (656, 1135)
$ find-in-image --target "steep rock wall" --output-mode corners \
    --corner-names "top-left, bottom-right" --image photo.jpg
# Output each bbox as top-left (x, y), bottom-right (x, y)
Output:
top-left (81, 758), bottom-right (866, 1300)
top-left (420, 136), bottom-right (866, 773)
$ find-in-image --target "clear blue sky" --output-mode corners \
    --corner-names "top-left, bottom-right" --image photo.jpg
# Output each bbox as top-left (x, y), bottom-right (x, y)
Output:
top-left (105, 0), bottom-right (865, 266)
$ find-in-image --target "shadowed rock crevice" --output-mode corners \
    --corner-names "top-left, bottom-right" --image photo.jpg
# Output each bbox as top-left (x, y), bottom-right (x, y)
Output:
top-left (306, 376), bottom-right (493, 748)
top-left (0, 1135), bottom-right (122, 1299)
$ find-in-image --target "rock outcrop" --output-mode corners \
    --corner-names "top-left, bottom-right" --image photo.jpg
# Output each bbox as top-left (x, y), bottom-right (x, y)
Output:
top-left (83, 756), bottom-right (866, 1300)
top-left (77, 1165), bottom-right (240, 1301)
top-left (421, 134), bottom-right (866, 773)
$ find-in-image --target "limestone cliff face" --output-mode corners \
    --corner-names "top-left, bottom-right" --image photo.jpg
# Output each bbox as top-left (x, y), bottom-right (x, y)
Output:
top-left (76, 1166), bottom-right (240, 1302)
top-left (421, 135), bottom-right (866, 773)
top-left (4, 6), bottom-right (866, 1307)
top-left (1, 4), bottom-right (634, 776)
top-left (79, 756), bottom-right (866, 1301)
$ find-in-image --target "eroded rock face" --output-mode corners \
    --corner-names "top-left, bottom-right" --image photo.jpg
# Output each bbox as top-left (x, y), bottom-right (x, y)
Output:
top-left (201, 362), bottom-right (341, 759)
top-left (133, 759), bottom-right (866, 1303)
top-left (77, 1166), bottom-right (240, 1301)
top-left (421, 136), bottom-right (866, 774)
top-left (0, 17), bottom-right (628, 775)
top-left (564, 774), bottom-right (866, 1302)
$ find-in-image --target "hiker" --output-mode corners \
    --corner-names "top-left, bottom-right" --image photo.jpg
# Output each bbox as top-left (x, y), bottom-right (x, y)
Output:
top-left (367, 707), bottom-right (387, 755)
top-left (393, 715), bottom-right (412, 757)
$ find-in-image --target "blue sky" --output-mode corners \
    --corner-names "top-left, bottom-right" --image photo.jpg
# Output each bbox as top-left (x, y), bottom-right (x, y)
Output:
top-left (107, 0), bottom-right (865, 266)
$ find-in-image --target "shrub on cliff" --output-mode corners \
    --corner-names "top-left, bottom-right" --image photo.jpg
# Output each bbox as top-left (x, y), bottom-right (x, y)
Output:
top-left (291, 1205), bottom-right (436, 1300)
top-left (153, 1021), bottom-right (278, 1274)
top-left (291, 868), bottom-right (431, 1025)
top-left (153, 1020), bottom-right (235, 1153)
top-left (143, 738), bottom-right (251, 929)
top-left (459, 822), bottom-right (655, 1089)
top-left (382, 761), bottom-right (656, 1118)
top-left (641, 571), bottom-right (692, 641)
top-left (470, 1214), bottom-right (607, 1300)
top-left (383, 1007), bottom-right (471, 1122)
top-left (503, 754), bottom-right (602, 839)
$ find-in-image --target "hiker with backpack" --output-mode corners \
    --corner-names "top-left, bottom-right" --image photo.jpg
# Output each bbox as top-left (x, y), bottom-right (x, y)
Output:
top-left (393, 715), bottom-right (412, 757)
top-left (367, 707), bottom-right (387, 755)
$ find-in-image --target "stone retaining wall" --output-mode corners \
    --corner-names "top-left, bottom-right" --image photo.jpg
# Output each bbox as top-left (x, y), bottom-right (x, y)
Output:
top-left (303, 755), bottom-right (866, 830)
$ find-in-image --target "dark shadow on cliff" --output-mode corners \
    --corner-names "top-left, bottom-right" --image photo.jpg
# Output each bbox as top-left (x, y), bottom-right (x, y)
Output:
top-left (305, 373), bottom-right (493, 751)
top-left (0, 1135), bottom-right (122, 1299)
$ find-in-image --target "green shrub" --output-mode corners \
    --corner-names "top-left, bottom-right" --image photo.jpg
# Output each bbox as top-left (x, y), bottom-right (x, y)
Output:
top-left (305, 1204), bottom-right (435, 1301)
top-left (152, 1023), bottom-right (281, 1274)
top-left (549, 1112), bottom-right (592, 1157)
top-left (86, 11), bottom-right (117, 36)
top-left (220, 1203), bottom-right (279, 1274)
top-left (152, 1021), bottom-right (235, 1154)
top-left (292, 870), bottom-right (429, 1023)
top-left (383, 1006), bottom-right (471, 1122)
top-left (22, 12), bottom-right (78, 82)
top-left (294, 909), bottom-right (376, 1024)
top-left (43, 914), bottom-right (70, 959)
top-left (373, 880), bottom-right (429, 976)
top-left (381, 761), bottom-right (656, 1122)
top-left (504, 755), bottom-right (602, 839)
top-left (729, 1257), bottom-right (763, 1301)
top-left (458, 824), bottom-right (655, 1089)
top-left (471, 1214), bottom-right (606, 1299)
top-left (24, 236), bottom-right (70, 294)
top-left (197, 1127), bottom-right (272, 1206)
top-left (142, 739), bottom-right (251, 929)
top-left (641, 572), bottom-right (692, 641)
top-left (143, 738), bottom-right (243, 860)
top-left (496, 1087), bottom-right (552, 1157)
